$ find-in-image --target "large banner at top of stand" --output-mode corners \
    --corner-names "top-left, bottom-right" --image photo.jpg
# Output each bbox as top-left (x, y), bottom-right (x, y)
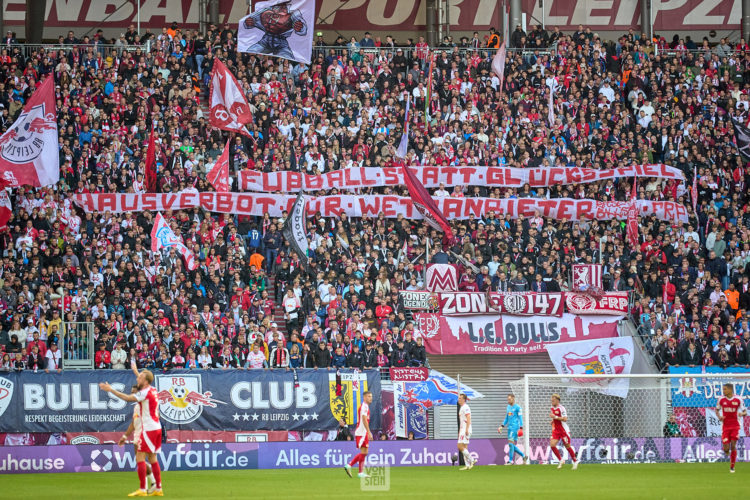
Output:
top-left (0, 370), bottom-right (381, 433)
top-left (72, 192), bottom-right (688, 223)
top-left (239, 165), bottom-right (685, 192)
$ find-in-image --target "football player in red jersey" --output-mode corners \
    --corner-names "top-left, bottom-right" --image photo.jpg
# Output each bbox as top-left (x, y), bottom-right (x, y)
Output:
top-left (549, 394), bottom-right (579, 470)
top-left (717, 383), bottom-right (748, 473)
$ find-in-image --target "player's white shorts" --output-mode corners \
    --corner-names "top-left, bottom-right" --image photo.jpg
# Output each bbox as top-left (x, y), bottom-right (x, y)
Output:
top-left (458, 433), bottom-right (470, 445)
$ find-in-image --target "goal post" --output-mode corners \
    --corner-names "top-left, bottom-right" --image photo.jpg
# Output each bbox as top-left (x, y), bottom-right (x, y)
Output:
top-left (509, 373), bottom-right (750, 464)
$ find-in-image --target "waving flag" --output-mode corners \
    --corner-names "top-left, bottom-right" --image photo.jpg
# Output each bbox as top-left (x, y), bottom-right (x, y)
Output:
top-left (691, 166), bottom-right (698, 213)
top-left (151, 213), bottom-right (198, 271)
top-left (491, 42), bottom-right (506, 93)
top-left (626, 177), bottom-right (639, 249)
top-left (395, 97), bottom-right (410, 159)
top-left (207, 140), bottom-right (230, 192)
top-left (0, 77), bottom-right (59, 187)
top-left (144, 124), bottom-right (157, 193)
top-left (238, 0), bottom-right (314, 64)
top-left (730, 115), bottom-right (750, 163)
top-left (0, 190), bottom-right (11, 231)
top-left (398, 370), bottom-right (484, 410)
top-left (281, 192), bottom-right (310, 271)
top-left (547, 84), bottom-right (555, 127)
top-left (209, 59), bottom-right (253, 137)
top-left (402, 165), bottom-right (454, 238)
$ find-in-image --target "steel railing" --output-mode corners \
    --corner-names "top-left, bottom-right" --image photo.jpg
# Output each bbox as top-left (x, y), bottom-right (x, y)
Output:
top-left (5, 43), bottom-right (146, 59)
top-left (62, 321), bottom-right (95, 370)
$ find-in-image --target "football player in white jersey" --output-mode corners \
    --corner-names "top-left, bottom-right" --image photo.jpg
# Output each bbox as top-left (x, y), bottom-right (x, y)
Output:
top-left (458, 394), bottom-right (476, 470)
top-left (118, 384), bottom-right (157, 494)
top-left (345, 391), bottom-right (373, 478)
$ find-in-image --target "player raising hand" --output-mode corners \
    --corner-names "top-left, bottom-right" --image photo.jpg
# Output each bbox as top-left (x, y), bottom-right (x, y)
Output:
top-left (717, 383), bottom-right (748, 473)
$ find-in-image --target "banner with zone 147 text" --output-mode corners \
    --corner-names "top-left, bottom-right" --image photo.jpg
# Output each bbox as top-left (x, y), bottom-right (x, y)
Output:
top-left (413, 313), bottom-right (622, 355)
top-left (0, 370), bottom-right (380, 433)
top-left (238, 165), bottom-right (685, 192)
top-left (400, 291), bottom-right (629, 316)
top-left (71, 192), bottom-right (689, 223)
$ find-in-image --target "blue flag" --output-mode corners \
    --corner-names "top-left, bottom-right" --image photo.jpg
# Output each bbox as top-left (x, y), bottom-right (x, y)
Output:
top-left (398, 370), bottom-right (484, 410)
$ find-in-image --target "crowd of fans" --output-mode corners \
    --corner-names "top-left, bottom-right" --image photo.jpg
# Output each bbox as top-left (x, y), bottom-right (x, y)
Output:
top-left (0, 22), bottom-right (747, 375)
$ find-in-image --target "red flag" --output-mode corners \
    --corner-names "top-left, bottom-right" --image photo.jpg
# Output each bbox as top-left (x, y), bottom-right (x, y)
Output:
top-left (401, 166), bottom-right (454, 238)
top-left (0, 77), bottom-right (59, 187)
top-left (209, 58), bottom-right (253, 136)
top-left (207, 140), bottom-right (230, 192)
top-left (626, 177), bottom-right (639, 248)
top-left (144, 125), bottom-right (157, 193)
top-left (0, 190), bottom-right (12, 231)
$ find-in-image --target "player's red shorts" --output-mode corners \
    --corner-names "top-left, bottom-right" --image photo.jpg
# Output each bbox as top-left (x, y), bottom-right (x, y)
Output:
top-left (355, 434), bottom-right (369, 449)
top-left (137, 430), bottom-right (163, 454)
top-left (722, 426), bottom-right (740, 444)
top-left (551, 428), bottom-right (571, 445)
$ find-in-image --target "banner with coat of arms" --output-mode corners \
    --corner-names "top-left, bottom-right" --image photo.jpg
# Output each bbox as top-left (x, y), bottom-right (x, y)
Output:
top-left (0, 370), bottom-right (381, 433)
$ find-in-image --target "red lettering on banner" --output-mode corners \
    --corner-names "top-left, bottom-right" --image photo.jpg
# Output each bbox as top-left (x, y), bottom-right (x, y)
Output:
top-left (517, 198), bottom-right (535, 217)
top-left (487, 169), bottom-right (505, 184)
top-left (180, 192), bottom-right (197, 209)
top-left (460, 167), bottom-right (475, 185)
top-left (529, 168), bottom-right (548, 186)
top-left (505, 168), bottom-right (523, 185)
top-left (328, 169), bottom-right (343, 188)
top-left (324, 196), bottom-right (342, 216)
top-left (198, 192), bottom-right (214, 211)
top-left (399, 197), bottom-right (415, 218)
top-left (423, 167), bottom-right (438, 186)
top-left (98, 194), bottom-right (116, 213)
top-left (442, 166), bottom-right (457, 184)
top-left (244, 171), bottom-right (261, 191)
top-left (464, 198), bottom-right (482, 217)
top-left (383, 167), bottom-right (400, 185)
top-left (641, 164), bottom-right (657, 177)
top-left (380, 197), bottom-right (397, 217)
top-left (358, 167), bottom-right (378, 186)
top-left (576, 201), bottom-right (593, 219)
top-left (662, 202), bottom-right (674, 222)
top-left (121, 195), bottom-right (139, 212)
top-left (256, 197), bottom-right (277, 216)
top-left (443, 198), bottom-right (462, 219)
top-left (263, 172), bottom-right (281, 192)
top-left (236, 194), bottom-right (254, 213)
top-left (537, 199), bottom-right (558, 217)
top-left (359, 197), bottom-right (380, 216)
top-left (215, 193), bottom-right (233, 212)
top-left (556, 199), bottom-right (575, 220)
top-left (307, 172), bottom-right (323, 190)
top-left (580, 169), bottom-right (598, 182)
top-left (563, 168), bottom-right (580, 183)
top-left (142, 194), bottom-right (157, 212)
top-left (674, 203), bottom-right (686, 222)
top-left (287, 172), bottom-right (302, 191)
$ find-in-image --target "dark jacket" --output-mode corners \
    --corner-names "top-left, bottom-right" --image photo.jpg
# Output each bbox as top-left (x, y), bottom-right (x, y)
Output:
top-left (390, 346), bottom-right (410, 367)
top-left (314, 347), bottom-right (332, 368)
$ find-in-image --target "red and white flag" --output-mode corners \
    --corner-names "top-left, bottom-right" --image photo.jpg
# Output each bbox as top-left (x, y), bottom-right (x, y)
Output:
top-left (0, 77), bottom-right (59, 187)
top-left (626, 176), bottom-right (639, 248)
top-left (0, 190), bottom-right (12, 231)
top-left (691, 167), bottom-right (698, 213)
top-left (572, 264), bottom-right (603, 291)
top-left (207, 140), bottom-right (230, 192)
top-left (401, 166), bottom-right (454, 238)
top-left (151, 213), bottom-right (198, 271)
top-left (209, 59), bottom-right (253, 137)
top-left (491, 42), bottom-right (506, 93)
top-left (547, 84), bottom-right (555, 127)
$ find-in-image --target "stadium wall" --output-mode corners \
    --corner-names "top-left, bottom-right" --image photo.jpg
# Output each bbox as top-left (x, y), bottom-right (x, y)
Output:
top-left (1, 0), bottom-right (740, 41)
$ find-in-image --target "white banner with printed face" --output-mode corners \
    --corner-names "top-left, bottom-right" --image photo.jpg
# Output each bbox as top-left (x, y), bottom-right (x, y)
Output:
top-left (545, 337), bottom-right (635, 398)
top-left (238, 0), bottom-right (314, 64)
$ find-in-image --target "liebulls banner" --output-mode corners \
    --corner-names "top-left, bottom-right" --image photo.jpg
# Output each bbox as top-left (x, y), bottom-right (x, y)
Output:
top-left (425, 264), bottom-right (458, 292)
top-left (72, 192), bottom-right (689, 223)
top-left (0, 369), bottom-right (381, 433)
top-left (546, 337), bottom-right (635, 398)
top-left (0, 77), bottom-right (59, 187)
top-left (414, 313), bottom-right (622, 355)
top-left (238, 165), bottom-right (685, 192)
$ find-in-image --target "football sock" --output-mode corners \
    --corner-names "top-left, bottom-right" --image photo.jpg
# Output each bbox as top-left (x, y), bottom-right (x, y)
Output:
top-left (731, 449), bottom-right (737, 468)
top-left (551, 446), bottom-right (562, 461)
top-left (151, 461), bottom-right (162, 489)
top-left (359, 455), bottom-right (365, 473)
top-left (348, 453), bottom-right (361, 467)
top-left (136, 461), bottom-right (148, 490)
top-left (462, 448), bottom-right (472, 464)
top-left (565, 445), bottom-right (578, 462)
top-left (511, 443), bottom-right (525, 459)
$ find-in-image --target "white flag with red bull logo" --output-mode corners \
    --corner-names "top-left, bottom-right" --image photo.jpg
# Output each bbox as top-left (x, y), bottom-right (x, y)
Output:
top-left (0, 77), bottom-right (59, 187)
top-left (209, 59), bottom-right (253, 137)
top-left (151, 212), bottom-right (198, 271)
top-left (546, 337), bottom-right (635, 398)
top-left (0, 190), bottom-right (11, 231)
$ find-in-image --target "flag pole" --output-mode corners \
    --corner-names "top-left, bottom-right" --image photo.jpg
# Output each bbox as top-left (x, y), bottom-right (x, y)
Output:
top-left (423, 235), bottom-right (429, 289)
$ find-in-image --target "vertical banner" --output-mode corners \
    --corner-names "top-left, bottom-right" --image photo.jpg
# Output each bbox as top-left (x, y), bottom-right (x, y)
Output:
top-left (390, 368), bottom-right (429, 439)
top-left (425, 264), bottom-right (459, 292)
top-left (572, 264), bottom-right (603, 290)
top-left (238, 0), bottom-right (314, 64)
top-left (281, 192), bottom-right (310, 271)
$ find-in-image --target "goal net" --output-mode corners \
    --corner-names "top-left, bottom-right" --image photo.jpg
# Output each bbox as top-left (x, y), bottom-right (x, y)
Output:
top-left (508, 374), bottom-right (750, 464)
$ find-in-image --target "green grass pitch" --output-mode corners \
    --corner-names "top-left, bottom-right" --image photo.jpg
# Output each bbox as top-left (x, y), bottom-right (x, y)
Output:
top-left (1, 463), bottom-right (742, 499)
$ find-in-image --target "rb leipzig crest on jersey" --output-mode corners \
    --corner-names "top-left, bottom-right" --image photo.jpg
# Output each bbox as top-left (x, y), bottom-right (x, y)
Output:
top-left (328, 371), bottom-right (368, 426)
top-left (156, 374), bottom-right (225, 424)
